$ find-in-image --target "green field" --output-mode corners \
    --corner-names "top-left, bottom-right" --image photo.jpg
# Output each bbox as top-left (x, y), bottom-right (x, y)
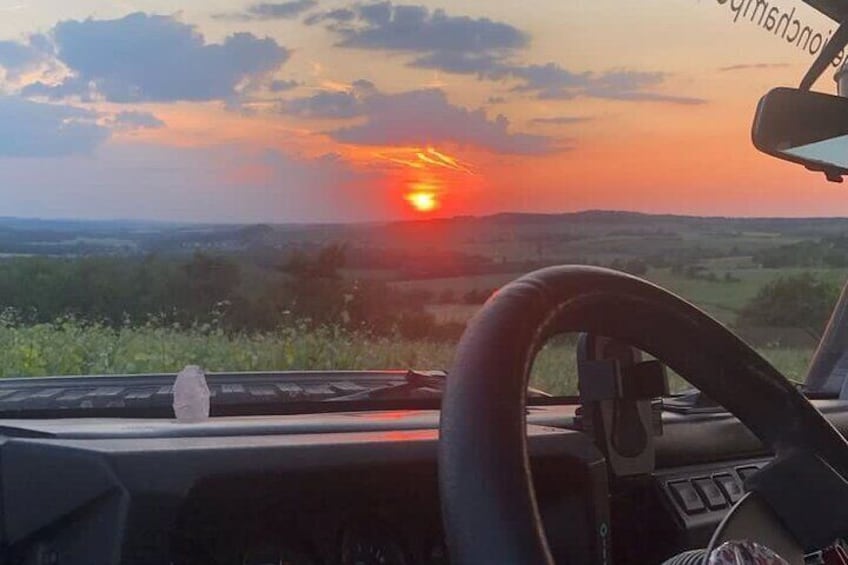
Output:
top-left (648, 266), bottom-right (848, 322)
top-left (0, 319), bottom-right (812, 396)
top-left (413, 265), bottom-right (845, 337)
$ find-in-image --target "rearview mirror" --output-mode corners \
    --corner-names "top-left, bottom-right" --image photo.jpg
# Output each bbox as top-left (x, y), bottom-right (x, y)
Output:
top-left (753, 87), bottom-right (848, 182)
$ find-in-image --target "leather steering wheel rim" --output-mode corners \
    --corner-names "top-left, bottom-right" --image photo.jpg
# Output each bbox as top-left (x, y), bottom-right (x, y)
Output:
top-left (438, 265), bottom-right (848, 565)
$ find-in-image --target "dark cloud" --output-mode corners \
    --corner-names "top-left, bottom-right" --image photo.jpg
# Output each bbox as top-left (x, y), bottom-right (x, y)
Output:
top-left (314, 2), bottom-right (522, 78)
top-left (529, 116), bottom-right (592, 126)
top-left (282, 81), bottom-right (554, 154)
top-left (585, 90), bottom-right (707, 105)
top-left (718, 63), bottom-right (789, 72)
top-left (286, 90), bottom-right (363, 118)
top-left (248, 1), bottom-right (318, 19)
top-left (22, 77), bottom-right (93, 101)
top-left (0, 96), bottom-right (109, 157)
top-left (26, 13), bottom-right (289, 103)
top-left (507, 63), bottom-right (707, 105)
top-left (112, 110), bottom-right (165, 130)
top-left (318, 1), bottom-right (527, 76)
top-left (317, 4), bottom-right (700, 105)
top-left (216, 0), bottom-right (318, 21)
top-left (270, 79), bottom-right (300, 92)
top-left (487, 96), bottom-right (506, 104)
top-left (283, 80), bottom-right (374, 118)
top-left (304, 8), bottom-right (357, 26)
top-left (332, 88), bottom-right (555, 154)
top-left (335, 3), bottom-right (527, 53)
top-left (0, 39), bottom-right (44, 76)
top-left (358, 2), bottom-right (392, 25)
top-left (507, 62), bottom-right (586, 98)
top-left (410, 51), bottom-right (504, 75)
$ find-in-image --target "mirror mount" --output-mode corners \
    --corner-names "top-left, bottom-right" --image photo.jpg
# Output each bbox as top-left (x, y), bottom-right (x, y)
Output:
top-left (806, 164), bottom-right (845, 183)
top-left (799, 19), bottom-right (848, 91)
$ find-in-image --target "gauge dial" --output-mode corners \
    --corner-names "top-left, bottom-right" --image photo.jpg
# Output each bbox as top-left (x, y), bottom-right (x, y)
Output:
top-left (341, 527), bottom-right (407, 565)
top-left (242, 544), bottom-right (315, 565)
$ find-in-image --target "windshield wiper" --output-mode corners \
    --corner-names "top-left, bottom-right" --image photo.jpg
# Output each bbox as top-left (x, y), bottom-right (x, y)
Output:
top-left (328, 370), bottom-right (447, 401)
top-left (328, 369), bottom-right (554, 402)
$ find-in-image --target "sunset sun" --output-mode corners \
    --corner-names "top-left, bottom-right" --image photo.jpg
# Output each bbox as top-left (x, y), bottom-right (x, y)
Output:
top-left (405, 190), bottom-right (439, 212)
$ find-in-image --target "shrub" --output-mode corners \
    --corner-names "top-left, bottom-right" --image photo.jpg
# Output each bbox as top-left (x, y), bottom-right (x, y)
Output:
top-left (738, 273), bottom-right (839, 337)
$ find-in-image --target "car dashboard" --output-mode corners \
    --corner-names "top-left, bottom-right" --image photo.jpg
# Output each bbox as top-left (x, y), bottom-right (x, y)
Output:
top-left (3, 401), bottom-right (848, 564)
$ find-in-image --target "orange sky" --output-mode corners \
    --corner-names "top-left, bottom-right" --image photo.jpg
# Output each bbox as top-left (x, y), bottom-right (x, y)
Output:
top-left (0, 0), bottom-right (846, 221)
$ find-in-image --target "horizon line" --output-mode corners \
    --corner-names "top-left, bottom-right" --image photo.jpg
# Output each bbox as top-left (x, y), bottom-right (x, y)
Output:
top-left (4, 208), bottom-right (848, 227)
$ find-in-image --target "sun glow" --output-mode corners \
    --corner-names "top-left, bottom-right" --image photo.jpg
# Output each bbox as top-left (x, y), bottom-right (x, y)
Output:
top-left (405, 190), bottom-right (439, 212)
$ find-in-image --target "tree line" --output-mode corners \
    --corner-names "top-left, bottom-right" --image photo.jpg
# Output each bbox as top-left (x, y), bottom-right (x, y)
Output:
top-left (0, 247), bottom-right (465, 340)
top-left (0, 245), bottom-right (842, 345)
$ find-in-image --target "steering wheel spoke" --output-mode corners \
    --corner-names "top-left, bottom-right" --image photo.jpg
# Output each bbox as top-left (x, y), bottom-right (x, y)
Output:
top-left (730, 450), bottom-right (848, 555)
top-left (707, 492), bottom-right (805, 564)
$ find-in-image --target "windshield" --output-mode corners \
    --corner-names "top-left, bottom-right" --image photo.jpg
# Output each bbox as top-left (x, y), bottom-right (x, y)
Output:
top-left (0, 1), bottom-right (843, 405)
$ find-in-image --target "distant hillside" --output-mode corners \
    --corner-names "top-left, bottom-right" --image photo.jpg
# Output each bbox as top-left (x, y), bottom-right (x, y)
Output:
top-left (0, 211), bottom-right (847, 264)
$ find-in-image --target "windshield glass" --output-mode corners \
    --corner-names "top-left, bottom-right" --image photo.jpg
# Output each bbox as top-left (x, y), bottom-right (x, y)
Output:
top-left (0, 1), bottom-right (842, 402)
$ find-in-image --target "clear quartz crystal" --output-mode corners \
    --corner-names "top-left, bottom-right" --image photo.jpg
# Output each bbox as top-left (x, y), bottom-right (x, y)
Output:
top-left (172, 365), bottom-right (210, 423)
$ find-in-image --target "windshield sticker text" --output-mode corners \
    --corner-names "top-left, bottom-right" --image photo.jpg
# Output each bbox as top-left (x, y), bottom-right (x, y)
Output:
top-left (715, 0), bottom-right (844, 68)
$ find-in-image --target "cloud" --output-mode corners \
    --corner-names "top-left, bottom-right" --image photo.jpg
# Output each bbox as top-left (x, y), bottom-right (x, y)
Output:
top-left (286, 90), bottom-right (362, 118)
top-left (0, 38), bottom-right (44, 77)
top-left (314, 2), bottom-right (523, 79)
top-left (283, 82), bottom-right (555, 154)
top-left (335, 3), bottom-right (527, 53)
top-left (586, 90), bottom-right (707, 105)
top-left (269, 79), bottom-right (300, 92)
top-left (0, 96), bottom-right (109, 157)
top-left (506, 62), bottom-right (587, 98)
top-left (318, 4), bottom-right (702, 105)
top-left (718, 63), bottom-right (789, 72)
top-left (529, 116), bottom-right (592, 126)
top-left (410, 51), bottom-right (505, 75)
top-left (507, 63), bottom-right (707, 105)
top-left (112, 110), bottom-right (165, 130)
top-left (330, 89), bottom-right (555, 154)
top-left (24, 13), bottom-right (289, 103)
top-left (22, 77), bottom-right (93, 101)
top-left (316, 2), bottom-right (527, 75)
top-left (304, 8), bottom-right (357, 26)
top-left (283, 79), bottom-right (374, 118)
top-left (216, 0), bottom-right (318, 21)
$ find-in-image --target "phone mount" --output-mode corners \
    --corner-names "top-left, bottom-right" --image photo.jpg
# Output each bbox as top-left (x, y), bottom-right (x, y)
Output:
top-left (575, 334), bottom-right (668, 477)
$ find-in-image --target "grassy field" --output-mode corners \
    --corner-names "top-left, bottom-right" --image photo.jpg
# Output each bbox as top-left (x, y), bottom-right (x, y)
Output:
top-left (411, 265), bottom-right (845, 340)
top-left (0, 319), bottom-right (813, 397)
top-left (648, 266), bottom-right (848, 321)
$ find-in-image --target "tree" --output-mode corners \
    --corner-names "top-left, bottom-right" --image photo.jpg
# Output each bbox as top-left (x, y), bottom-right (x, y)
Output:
top-left (738, 274), bottom-right (839, 338)
top-left (181, 251), bottom-right (242, 319)
top-left (274, 245), bottom-right (348, 325)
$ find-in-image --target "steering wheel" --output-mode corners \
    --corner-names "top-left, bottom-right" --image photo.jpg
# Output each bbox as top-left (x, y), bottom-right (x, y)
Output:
top-left (438, 266), bottom-right (848, 564)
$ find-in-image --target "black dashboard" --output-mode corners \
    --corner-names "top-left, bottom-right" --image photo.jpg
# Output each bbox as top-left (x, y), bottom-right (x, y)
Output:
top-left (2, 401), bottom-right (847, 564)
top-left (0, 409), bottom-right (609, 564)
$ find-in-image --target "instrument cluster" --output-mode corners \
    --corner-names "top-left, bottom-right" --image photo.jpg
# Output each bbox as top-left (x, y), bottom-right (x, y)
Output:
top-left (238, 517), bottom-right (448, 565)
top-left (170, 464), bottom-right (448, 565)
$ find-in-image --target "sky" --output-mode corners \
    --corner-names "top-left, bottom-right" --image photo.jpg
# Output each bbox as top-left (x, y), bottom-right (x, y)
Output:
top-left (0, 0), bottom-right (846, 222)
